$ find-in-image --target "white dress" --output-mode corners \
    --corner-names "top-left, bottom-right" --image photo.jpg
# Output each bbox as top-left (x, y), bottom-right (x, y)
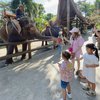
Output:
top-left (82, 53), bottom-right (99, 83)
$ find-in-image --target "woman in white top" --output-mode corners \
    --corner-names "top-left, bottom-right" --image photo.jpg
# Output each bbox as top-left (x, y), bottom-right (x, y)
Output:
top-left (82, 43), bottom-right (99, 96)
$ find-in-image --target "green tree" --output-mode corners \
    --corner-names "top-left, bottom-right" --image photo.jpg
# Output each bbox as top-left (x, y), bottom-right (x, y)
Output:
top-left (45, 13), bottom-right (54, 21)
top-left (95, 0), bottom-right (100, 14)
top-left (31, 2), bottom-right (38, 18)
top-left (34, 15), bottom-right (48, 32)
top-left (77, 1), bottom-right (95, 16)
top-left (0, 1), bottom-right (10, 27)
top-left (0, 1), bottom-right (10, 11)
top-left (10, 0), bottom-right (20, 12)
top-left (33, 3), bottom-right (46, 31)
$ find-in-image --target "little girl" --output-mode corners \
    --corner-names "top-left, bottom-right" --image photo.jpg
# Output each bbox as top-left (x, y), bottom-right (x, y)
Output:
top-left (69, 27), bottom-right (84, 75)
top-left (58, 51), bottom-right (73, 100)
top-left (82, 43), bottom-right (99, 96)
top-left (57, 31), bottom-right (63, 55)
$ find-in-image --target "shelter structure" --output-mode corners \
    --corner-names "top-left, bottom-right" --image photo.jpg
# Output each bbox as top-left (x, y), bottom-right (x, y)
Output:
top-left (57, 0), bottom-right (87, 33)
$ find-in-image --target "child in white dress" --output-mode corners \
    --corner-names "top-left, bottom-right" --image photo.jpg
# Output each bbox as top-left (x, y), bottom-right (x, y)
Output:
top-left (82, 43), bottom-right (99, 96)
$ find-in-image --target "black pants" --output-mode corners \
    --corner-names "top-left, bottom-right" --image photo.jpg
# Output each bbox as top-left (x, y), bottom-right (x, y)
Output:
top-left (6, 34), bottom-right (27, 64)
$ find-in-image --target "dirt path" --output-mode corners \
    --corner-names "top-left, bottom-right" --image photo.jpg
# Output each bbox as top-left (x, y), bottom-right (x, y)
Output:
top-left (0, 33), bottom-right (100, 100)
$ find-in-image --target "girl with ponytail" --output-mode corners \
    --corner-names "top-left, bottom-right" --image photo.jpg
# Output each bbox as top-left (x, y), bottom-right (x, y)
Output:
top-left (86, 43), bottom-right (99, 60)
top-left (82, 43), bottom-right (99, 96)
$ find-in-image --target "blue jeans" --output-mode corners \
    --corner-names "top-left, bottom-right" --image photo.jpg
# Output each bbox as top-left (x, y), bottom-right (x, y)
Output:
top-left (57, 44), bottom-right (62, 55)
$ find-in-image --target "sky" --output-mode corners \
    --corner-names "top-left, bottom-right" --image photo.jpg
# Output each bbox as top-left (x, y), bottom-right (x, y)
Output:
top-left (0, 0), bottom-right (96, 14)
top-left (35, 0), bottom-right (95, 14)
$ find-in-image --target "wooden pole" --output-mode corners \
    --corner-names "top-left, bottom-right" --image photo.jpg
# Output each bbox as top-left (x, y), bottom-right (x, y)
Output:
top-left (67, 0), bottom-right (70, 35)
top-left (28, 42), bottom-right (32, 59)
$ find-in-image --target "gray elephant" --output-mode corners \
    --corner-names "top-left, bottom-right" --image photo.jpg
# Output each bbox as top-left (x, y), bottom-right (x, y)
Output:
top-left (0, 17), bottom-right (55, 65)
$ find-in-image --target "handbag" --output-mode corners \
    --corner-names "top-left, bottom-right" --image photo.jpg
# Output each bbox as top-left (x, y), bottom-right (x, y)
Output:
top-left (68, 47), bottom-right (73, 53)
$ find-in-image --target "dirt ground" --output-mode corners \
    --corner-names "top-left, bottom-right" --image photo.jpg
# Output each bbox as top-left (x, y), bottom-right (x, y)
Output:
top-left (0, 33), bottom-right (100, 100)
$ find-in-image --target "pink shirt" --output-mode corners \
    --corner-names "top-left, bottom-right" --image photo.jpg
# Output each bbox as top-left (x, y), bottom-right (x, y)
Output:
top-left (59, 61), bottom-right (73, 82)
top-left (72, 36), bottom-right (84, 55)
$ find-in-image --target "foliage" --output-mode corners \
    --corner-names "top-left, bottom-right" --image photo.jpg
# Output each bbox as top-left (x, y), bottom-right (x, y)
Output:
top-left (0, 1), bottom-right (10, 12)
top-left (95, 0), bottom-right (100, 8)
top-left (33, 3), bottom-right (46, 32)
top-left (76, 0), bottom-right (100, 29)
top-left (0, 2), bottom-right (9, 7)
top-left (0, 19), bottom-right (3, 28)
top-left (34, 15), bottom-right (48, 32)
top-left (0, 1), bottom-right (10, 27)
top-left (34, 13), bottom-right (55, 32)
top-left (89, 14), bottom-right (100, 29)
top-left (10, 0), bottom-right (20, 11)
top-left (77, 1), bottom-right (95, 16)
top-left (44, 13), bottom-right (54, 21)
top-left (95, 0), bottom-right (100, 15)
top-left (51, 15), bottom-right (57, 21)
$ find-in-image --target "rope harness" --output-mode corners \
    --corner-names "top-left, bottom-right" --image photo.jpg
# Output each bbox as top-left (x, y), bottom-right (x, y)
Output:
top-left (5, 19), bottom-right (21, 35)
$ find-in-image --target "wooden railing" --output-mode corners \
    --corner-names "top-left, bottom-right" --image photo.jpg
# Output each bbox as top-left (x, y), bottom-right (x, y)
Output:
top-left (0, 39), bottom-right (53, 61)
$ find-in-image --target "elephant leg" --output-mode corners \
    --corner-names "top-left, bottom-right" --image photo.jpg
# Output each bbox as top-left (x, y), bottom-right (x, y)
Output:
top-left (42, 41), bottom-right (44, 46)
top-left (5, 45), bottom-right (15, 64)
top-left (21, 43), bottom-right (27, 60)
top-left (45, 41), bottom-right (48, 45)
top-left (15, 45), bottom-right (18, 53)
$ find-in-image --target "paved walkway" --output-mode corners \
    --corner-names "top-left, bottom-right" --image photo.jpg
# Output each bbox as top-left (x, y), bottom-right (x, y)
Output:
top-left (0, 34), bottom-right (100, 100)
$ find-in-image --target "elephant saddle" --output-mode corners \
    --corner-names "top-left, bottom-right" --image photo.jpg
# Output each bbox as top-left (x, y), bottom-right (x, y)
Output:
top-left (11, 19), bottom-right (21, 34)
top-left (3, 10), bottom-right (16, 18)
top-left (5, 19), bottom-right (21, 34)
top-left (4, 11), bottom-right (21, 34)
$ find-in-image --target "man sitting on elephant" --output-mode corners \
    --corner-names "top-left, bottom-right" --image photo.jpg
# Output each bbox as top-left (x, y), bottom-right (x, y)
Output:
top-left (16, 4), bottom-right (25, 19)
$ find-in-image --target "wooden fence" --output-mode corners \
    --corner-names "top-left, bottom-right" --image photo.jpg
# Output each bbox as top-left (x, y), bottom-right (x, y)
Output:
top-left (0, 39), bottom-right (53, 61)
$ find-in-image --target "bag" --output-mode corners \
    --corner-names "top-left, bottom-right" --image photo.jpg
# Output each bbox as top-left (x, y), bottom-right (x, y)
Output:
top-left (68, 47), bottom-right (75, 59)
top-left (68, 47), bottom-right (73, 53)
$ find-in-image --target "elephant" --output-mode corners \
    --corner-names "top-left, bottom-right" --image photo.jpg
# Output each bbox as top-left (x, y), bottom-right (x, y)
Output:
top-left (0, 17), bottom-right (54, 65)
top-left (41, 25), bottom-right (60, 47)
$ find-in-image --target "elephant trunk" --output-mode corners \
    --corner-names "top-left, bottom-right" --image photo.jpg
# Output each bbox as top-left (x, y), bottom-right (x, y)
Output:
top-left (29, 25), bottom-right (52, 40)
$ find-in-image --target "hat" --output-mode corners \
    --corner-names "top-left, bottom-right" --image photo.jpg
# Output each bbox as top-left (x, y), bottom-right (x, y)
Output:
top-left (19, 4), bottom-right (24, 7)
top-left (70, 27), bottom-right (79, 33)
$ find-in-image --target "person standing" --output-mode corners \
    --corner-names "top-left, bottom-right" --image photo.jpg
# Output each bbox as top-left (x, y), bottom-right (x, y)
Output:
top-left (82, 44), bottom-right (99, 96)
top-left (16, 4), bottom-right (25, 19)
top-left (56, 30), bottom-right (63, 55)
top-left (69, 27), bottom-right (84, 75)
top-left (58, 51), bottom-right (73, 100)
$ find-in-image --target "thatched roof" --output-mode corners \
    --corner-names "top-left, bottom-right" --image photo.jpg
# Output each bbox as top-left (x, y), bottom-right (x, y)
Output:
top-left (57, 0), bottom-right (87, 26)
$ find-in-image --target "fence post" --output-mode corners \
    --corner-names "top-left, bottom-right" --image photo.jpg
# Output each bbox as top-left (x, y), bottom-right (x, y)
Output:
top-left (28, 42), bottom-right (32, 59)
